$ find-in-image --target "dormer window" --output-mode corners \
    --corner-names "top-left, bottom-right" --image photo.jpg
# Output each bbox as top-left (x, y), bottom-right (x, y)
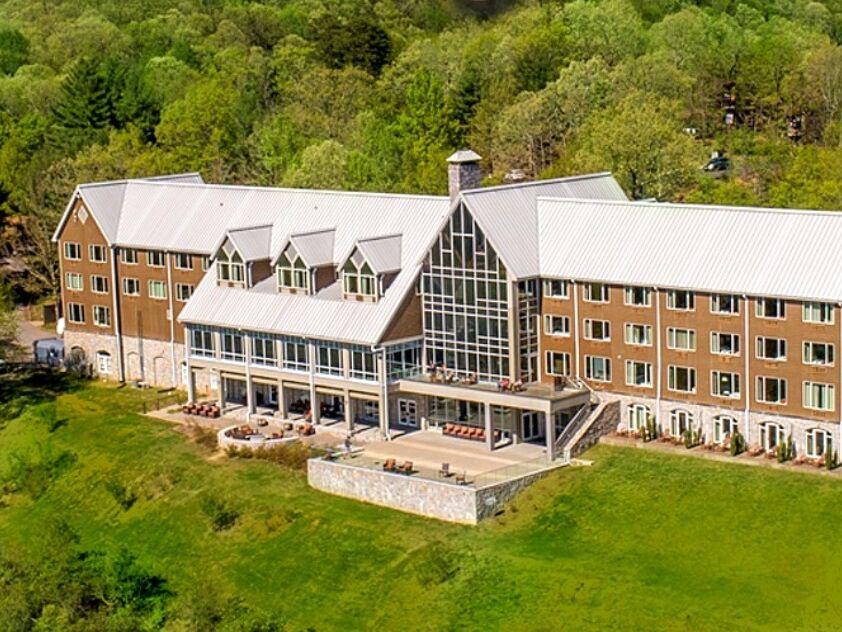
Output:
top-left (217, 247), bottom-right (244, 284)
top-left (343, 254), bottom-right (376, 298)
top-left (277, 251), bottom-right (310, 293)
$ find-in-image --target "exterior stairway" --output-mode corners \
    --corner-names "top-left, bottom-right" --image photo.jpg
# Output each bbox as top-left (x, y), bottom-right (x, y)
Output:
top-left (554, 396), bottom-right (621, 462)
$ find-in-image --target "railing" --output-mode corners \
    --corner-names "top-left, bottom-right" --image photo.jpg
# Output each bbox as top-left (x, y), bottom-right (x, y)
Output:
top-left (554, 403), bottom-right (595, 461)
top-left (471, 454), bottom-right (556, 488)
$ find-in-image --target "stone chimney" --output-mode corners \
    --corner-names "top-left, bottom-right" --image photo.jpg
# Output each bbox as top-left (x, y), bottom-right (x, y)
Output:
top-left (447, 150), bottom-right (482, 201)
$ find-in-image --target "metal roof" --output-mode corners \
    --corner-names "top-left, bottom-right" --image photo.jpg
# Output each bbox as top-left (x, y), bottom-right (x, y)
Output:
top-left (226, 225), bottom-right (272, 262)
top-left (537, 198), bottom-right (842, 303)
top-left (461, 173), bottom-right (628, 279)
top-left (286, 229), bottom-right (336, 267)
top-left (354, 234), bottom-right (402, 273)
top-left (447, 149), bottom-right (482, 163)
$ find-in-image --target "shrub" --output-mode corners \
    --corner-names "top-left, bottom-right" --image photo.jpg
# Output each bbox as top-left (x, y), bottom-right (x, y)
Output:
top-left (682, 427), bottom-right (702, 449)
top-left (641, 416), bottom-right (658, 442)
top-left (777, 435), bottom-right (794, 463)
top-left (825, 449), bottom-right (839, 470)
top-left (251, 443), bottom-right (313, 471)
top-left (730, 430), bottom-right (746, 456)
top-left (188, 423), bottom-right (219, 450)
top-left (200, 495), bottom-right (240, 532)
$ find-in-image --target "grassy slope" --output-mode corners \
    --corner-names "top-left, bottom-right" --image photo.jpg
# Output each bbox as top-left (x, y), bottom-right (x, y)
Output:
top-left (2, 378), bottom-right (842, 630)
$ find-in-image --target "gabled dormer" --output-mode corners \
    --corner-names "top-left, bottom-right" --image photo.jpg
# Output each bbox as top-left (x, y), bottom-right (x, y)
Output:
top-left (213, 224), bottom-right (273, 289)
top-left (340, 234), bottom-right (402, 302)
top-left (274, 228), bottom-right (336, 295)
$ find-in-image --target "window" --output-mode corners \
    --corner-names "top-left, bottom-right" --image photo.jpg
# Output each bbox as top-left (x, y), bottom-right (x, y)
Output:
top-left (806, 428), bottom-right (833, 458)
top-left (217, 248), bottom-right (245, 284)
top-left (252, 336), bottom-right (277, 366)
top-left (201, 256), bottom-right (210, 271)
top-left (148, 280), bottom-right (167, 300)
top-left (316, 344), bottom-right (343, 376)
top-left (96, 351), bottom-right (112, 374)
top-left (174, 253), bottom-right (192, 270)
top-left (804, 341), bottom-right (835, 366)
top-left (666, 290), bottom-right (694, 311)
top-left (711, 371), bottom-right (740, 399)
top-left (283, 339), bottom-right (308, 371)
top-left (760, 422), bottom-right (784, 450)
top-left (350, 349), bottom-right (377, 381)
top-left (713, 415), bottom-right (738, 444)
top-left (89, 244), bottom-right (107, 263)
top-left (276, 251), bottom-right (310, 292)
top-left (221, 331), bottom-right (244, 362)
top-left (342, 254), bottom-right (376, 298)
top-left (175, 283), bottom-right (194, 302)
top-left (65, 272), bottom-right (83, 292)
top-left (624, 323), bottom-right (652, 346)
top-left (625, 360), bottom-right (652, 387)
top-left (544, 315), bottom-right (570, 336)
top-left (711, 332), bottom-right (740, 356)
top-left (756, 336), bottom-right (786, 361)
top-left (147, 250), bottom-right (165, 267)
top-left (670, 409), bottom-right (693, 437)
top-left (67, 303), bottom-right (85, 323)
top-left (627, 404), bottom-right (648, 431)
top-left (545, 351), bottom-right (571, 376)
top-left (667, 327), bottom-right (696, 351)
top-left (93, 305), bottom-right (111, 328)
top-left (582, 282), bottom-right (609, 303)
top-left (398, 399), bottom-right (418, 427)
top-left (63, 242), bottom-right (81, 260)
top-left (122, 278), bottom-right (140, 296)
top-left (803, 301), bottom-right (834, 324)
top-left (585, 355), bottom-right (611, 382)
top-left (756, 297), bottom-right (785, 319)
top-left (584, 319), bottom-right (611, 341)
top-left (668, 365), bottom-right (696, 393)
top-left (710, 294), bottom-right (739, 315)
top-left (804, 382), bottom-right (835, 411)
top-left (543, 280), bottom-right (569, 299)
top-left (121, 248), bottom-right (138, 264)
top-left (623, 286), bottom-right (651, 307)
top-left (90, 275), bottom-right (108, 294)
top-left (756, 376), bottom-right (787, 404)
top-left (190, 328), bottom-right (214, 358)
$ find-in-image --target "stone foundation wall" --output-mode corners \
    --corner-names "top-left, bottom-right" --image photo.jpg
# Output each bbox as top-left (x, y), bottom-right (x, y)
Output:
top-left (65, 330), bottom-right (118, 377)
top-left (569, 400), bottom-right (620, 458)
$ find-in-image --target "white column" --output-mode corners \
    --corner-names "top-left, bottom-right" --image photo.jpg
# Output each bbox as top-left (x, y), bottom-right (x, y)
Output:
top-left (244, 333), bottom-right (254, 421)
top-left (166, 252), bottom-right (177, 387)
top-left (545, 411), bottom-right (556, 460)
top-left (484, 402), bottom-right (493, 451)
top-left (278, 378), bottom-right (286, 417)
top-left (307, 340), bottom-right (319, 424)
top-left (344, 390), bottom-right (353, 431)
top-left (743, 295), bottom-right (751, 444)
top-left (185, 326), bottom-right (195, 403)
top-left (655, 287), bottom-right (662, 430)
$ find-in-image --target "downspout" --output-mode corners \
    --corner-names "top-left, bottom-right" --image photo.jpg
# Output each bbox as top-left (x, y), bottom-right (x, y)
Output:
top-left (110, 247), bottom-right (125, 382)
top-left (166, 252), bottom-right (177, 387)
top-left (743, 295), bottom-right (751, 443)
top-left (655, 287), bottom-right (661, 429)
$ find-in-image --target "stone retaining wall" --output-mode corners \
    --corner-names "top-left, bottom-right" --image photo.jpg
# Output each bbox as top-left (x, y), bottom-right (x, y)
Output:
top-left (307, 458), bottom-right (561, 524)
top-left (569, 400), bottom-right (621, 458)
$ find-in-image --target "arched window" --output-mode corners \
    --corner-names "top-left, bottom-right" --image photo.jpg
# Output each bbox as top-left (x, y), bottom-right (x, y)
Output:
top-left (760, 422), bottom-right (784, 450)
top-left (806, 428), bottom-right (833, 458)
top-left (670, 409), bottom-right (693, 437)
top-left (343, 251), bottom-right (376, 298)
top-left (713, 415), bottom-right (739, 445)
top-left (277, 251), bottom-right (310, 292)
top-left (96, 351), bottom-right (112, 375)
top-left (217, 246), bottom-right (244, 283)
top-left (627, 404), bottom-right (648, 431)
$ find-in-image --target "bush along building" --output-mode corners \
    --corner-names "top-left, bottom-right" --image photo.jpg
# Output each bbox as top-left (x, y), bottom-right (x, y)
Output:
top-left (53, 152), bottom-right (842, 466)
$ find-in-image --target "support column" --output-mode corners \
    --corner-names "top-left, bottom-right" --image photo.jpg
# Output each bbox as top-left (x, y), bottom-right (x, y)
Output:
top-left (307, 340), bottom-right (319, 424)
top-left (187, 369), bottom-right (196, 403)
top-left (344, 391), bottom-right (353, 432)
top-left (484, 402), bottom-right (493, 451)
top-left (244, 333), bottom-right (254, 421)
top-left (545, 411), bottom-right (556, 460)
top-left (219, 373), bottom-right (226, 411)
top-left (277, 379), bottom-right (286, 418)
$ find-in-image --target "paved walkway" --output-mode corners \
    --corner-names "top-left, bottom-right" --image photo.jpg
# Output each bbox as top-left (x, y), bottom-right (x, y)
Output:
top-left (14, 312), bottom-right (57, 361)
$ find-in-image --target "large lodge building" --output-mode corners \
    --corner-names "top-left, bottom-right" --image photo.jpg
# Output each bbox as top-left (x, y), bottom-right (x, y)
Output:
top-left (53, 152), bottom-right (842, 462)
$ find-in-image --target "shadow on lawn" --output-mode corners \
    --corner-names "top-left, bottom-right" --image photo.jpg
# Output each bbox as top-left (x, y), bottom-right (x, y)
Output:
top-left (0, 367), bottom-right (82, 426)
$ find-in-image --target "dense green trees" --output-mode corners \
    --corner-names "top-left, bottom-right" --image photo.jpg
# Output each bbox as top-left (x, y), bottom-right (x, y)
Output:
top-left (6, 0), bottom-right (842, 301)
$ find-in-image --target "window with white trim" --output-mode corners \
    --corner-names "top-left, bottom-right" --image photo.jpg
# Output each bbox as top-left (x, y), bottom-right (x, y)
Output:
top-left (175, 283), bottom-right (194, 302)
top-left (756, 376), bottom-right (787, 404)
top-left (88, 244), bottom-right (107, 263)
top-left (96, 351), bottom-right (112, 374)
top-left (585, 355), bottom-right (611, 382)
top-left (92, 305), bottom-right (111, 328)
top-left (806, 428), bottom-right (833, 458)
top-left (623, 286), bottom-right (651, 307)
top-left (174, 253), bottom-right (192, 270)
top-left (584, 319), bottom-right (611, 341)
top-left (121, 248), bottom-right (138, 264)
top-left (670, 409), bottom-right (693, 437)
top-left (711, 332), bottom-right (740, 356)
top-left (90, 275), bottom-right (108, 294)
top-left (122, 278), bottom-right (140, 296)
top-left (220, 331), bottom-right (244, 362)
top-left (148, 280), bottom-right (167, 300)
top-left (625, 360), bottom-right (652, 387)
top-left (624, 323), bottom-right (652, 346)
top-left (667, 327), bottom-right (696, 351)
top-left (65, 272), bottom-right (83, 292)
top-left (666, 290), bottom-right (694, 311)
top-left (710, 293), bottom-right (739, 315)
top-left (277, 250), bottom-right (310, 292)
top-left (713, 415), bottom-right (738, 444)
top-left (316, 343), bottom-right (343, 376)
top-left (350, 348), bottom-right (377, 381)
top-left (63, 242), bottom-right (81, 260)
top-left (147, 250), bottom-right (165, 267)
top-left (711, 370), bottom-right (740, 399)
top-left (544, 315), bottom-right (570, 336)
top-left (755, 336), bottom-right (786, 361)
top-left (760, 422), bottom-right (784, 450)
top-left (217, 248), bottom-right (244, 284)
top-left (668, 365), bottom-right (696, 393)
top-left (252, 336), bottom-right (277, 366)
top-left (627, 404), bottom-right (648, 430)
top-left (543, 280), bottom-right (568, 299)
top-left (67, 303), bottom-right (85, 323)
top-left (803, 341), bottom-right (835, 366)
top-left (201, 256), bottom-right (210, 271)
top-left (545, 351), bottom-right (571, 376)
top-left (342, 255), bottom-right (376, 298)
top-left (582, 282), bottom-right (609, 303)
top-left (803, 302), bottom-right (834, 324)
top-left (804, 381), bottom-right (835, 411)
top-left (282, 339), bottom-right (308, 371)
top-left (190, 328), bottom-right (215, 358)
top-left (756, 297), bottom-right (785, 320)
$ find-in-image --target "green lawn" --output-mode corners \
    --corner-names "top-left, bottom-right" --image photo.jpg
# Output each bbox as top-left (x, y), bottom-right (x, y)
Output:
top-left (2, 373), bottom-right (842, 630)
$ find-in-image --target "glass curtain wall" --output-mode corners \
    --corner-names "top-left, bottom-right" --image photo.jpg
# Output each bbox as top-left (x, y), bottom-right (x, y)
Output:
top-left (518, 279), bottom-right (539, 382)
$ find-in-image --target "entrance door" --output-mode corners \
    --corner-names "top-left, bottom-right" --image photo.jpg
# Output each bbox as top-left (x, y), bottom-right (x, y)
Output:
top-left (398, 399), bottom-right (418, 427)
top-left (522, 412), bottom-right (543, 441)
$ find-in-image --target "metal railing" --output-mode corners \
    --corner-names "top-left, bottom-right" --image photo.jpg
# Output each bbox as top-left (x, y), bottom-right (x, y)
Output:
top-left (554, 403), bottom-right (595, 460)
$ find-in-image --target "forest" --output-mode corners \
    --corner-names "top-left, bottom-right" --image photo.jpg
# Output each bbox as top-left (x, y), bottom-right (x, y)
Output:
top-left (4, 0), bottom-right (842, 302)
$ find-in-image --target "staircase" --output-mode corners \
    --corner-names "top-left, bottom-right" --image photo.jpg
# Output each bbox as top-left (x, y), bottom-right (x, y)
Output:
top-left (554, 396), bottom-right (621, 462)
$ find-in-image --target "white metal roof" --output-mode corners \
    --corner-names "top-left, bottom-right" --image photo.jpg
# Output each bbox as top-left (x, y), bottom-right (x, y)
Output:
top-left (285, 229), bottom-right (336, 267)
top-left (537, 198), bottom-right (842, 303)
top-left (226, 225), bottom-right (272, 262)
top-left (354, 234), bottom-right (402, 273)
top-left (462, 173), bottom-right (628, 279)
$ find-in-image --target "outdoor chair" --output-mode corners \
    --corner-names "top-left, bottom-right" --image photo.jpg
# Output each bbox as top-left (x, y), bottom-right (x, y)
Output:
top-left (383, 458), bottom-right (397, 472)
top-left (397, 461), bottom-right (414, 474)
top-left (439, 463), bottom-right (450, 478)
top-left (455, 472), bottom-right (466, 485)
